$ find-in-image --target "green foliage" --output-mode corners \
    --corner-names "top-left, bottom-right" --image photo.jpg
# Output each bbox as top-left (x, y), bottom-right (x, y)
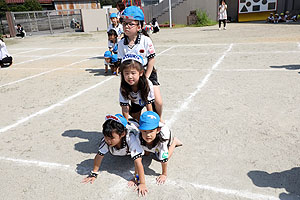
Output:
top-left (23, 0), bottom-right (42, 11)
top-left (9, 5), bottom-right (27, 12)
top-left (0, 0), bottom-right (9, 17)
top-left (194, 10), bottom-right (217, 27)
top-left (100, 0), bottom-right (118, 7)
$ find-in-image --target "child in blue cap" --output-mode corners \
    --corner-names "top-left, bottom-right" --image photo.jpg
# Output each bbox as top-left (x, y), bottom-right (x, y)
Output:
top-left (118, 6), bottom-right (164, 121)
top-left (104, 51), bottom-right (119, 75)
top-left (107, 13), bottom-right (123, 39)
top-left (82, 114), bottom-right (145, 188)
top-left (137, 111), bottom-right (182, 185)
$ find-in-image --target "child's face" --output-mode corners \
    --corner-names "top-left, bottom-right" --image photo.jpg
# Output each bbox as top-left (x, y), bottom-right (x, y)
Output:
top-left (122, 19), bottom-right (140, 37)
top-left (105, 58), bottom-right (111, 63)
top-left (108, 34), bottom-right (116, 41)
top-left (111, 17), bottom-right (118, 25)
top-left (123, 66), bottom-right (142, 86)
top-left (141, 129), bottom-right (158, 144)
top-left (104, 131), bottom-right (125, 147)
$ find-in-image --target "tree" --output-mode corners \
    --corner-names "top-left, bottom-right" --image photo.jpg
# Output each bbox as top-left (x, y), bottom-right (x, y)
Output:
top-left (100, 0), bottom-right (118, 7)
top-left (0, 0), bottom-right (9, 18)
top-left (23, 0), bottom-right (42, 11)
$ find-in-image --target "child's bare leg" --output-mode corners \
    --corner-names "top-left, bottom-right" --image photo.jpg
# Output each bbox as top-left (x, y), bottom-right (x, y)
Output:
top-left (105, 65), bottom-right (108, 73)
top-left (168, 137), bottom-right (183, 159)
top-left (153, 86), bottom-right (163, 119)
top-left (115, 67), bottom-right (119, 76)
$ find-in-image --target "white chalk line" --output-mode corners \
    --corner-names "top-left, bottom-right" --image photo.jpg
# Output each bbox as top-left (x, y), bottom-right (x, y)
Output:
top-left (166, 44), bottom-right (233, 128)
top-left (13, 54), bottom-right (101, 58)
top-left (0, 76), bottom-right (114, 133)
top-left (168, 180), bottom-right (279, 200)
top-left (0, 58), bottom-right (90, 88)
top-left (298, 42), bottom-right (300, 49)
top-left (12, 48), bottom-right (43, 56)
top-left (0, 155), bottom-right (280, 200)
top-left (0, 156), bottom-right (72, 171)
top-left (13, 48), bottom-right (79, 65)
top-left (8, 47), bottom-right (107, 50)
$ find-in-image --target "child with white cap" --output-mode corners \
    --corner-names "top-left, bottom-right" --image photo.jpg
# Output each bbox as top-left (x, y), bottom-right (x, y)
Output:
top-left (137, 111), bottom-right (182, 185)
top-left (118, 6), bottom-right (163, 120)
top-left (119, 53), bottom-right (155, 122)
top-left (82, 114), bottom-right (148, 196)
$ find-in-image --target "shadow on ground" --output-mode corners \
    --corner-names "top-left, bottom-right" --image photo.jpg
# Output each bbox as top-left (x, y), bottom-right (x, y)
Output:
top-left (62, 129), bottom-right (160, 181)
top-left (248, 167), bottom-right (300, 200)
top-left (270, 65), bottom-right (300, 74)
top-left (85, 68), bottom-right (108, 76)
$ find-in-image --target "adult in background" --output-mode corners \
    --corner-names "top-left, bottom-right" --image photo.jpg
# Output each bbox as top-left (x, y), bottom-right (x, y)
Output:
top-left (151, 18), bottom-right (160, 33)
top-left (16, 24), bottom-right (26, 38)
top-left (0, 38), bottom-right (13, 68)
top-left (218, 0), bottom-right (227, 30)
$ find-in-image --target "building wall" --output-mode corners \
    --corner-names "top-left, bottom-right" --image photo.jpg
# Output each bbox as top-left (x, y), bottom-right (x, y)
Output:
top-left (146, 0), bottom-right (218, 25)
top-left (81, 9), bottom-right (107, 32)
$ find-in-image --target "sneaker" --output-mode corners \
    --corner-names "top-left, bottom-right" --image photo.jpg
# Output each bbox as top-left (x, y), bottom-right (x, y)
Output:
top-left (224, 27), bottom-right (227, 30)
top-left (218, 28), bottom-right (221, 31)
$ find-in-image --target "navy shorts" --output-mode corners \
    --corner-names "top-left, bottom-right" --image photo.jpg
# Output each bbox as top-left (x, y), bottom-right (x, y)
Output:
top-left (149, 67), bottom-right (160, 86)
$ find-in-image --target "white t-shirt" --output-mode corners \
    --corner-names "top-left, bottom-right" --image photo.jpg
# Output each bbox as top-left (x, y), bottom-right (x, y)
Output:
top-left (108, 40), bottom-right (118, 53)
top-left (107, 23), bottom-right (123, 37)
top-left (0, 40), bottom-right (10, 60)
top-left (119, 79), bottom-right (155, 106)
top-left (98, 124), bottom-right (144, 160)
top-left (137, 123), bottom-right (171, 162)
top-left (118, 33), bottom-right (156, 67)
top-left (218, 5), bottom-right (227, 20)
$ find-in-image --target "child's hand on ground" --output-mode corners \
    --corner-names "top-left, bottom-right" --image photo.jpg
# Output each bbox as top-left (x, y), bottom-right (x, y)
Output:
top-left (156, 174), bottom-right (167, 185)
top-left (135, 183), bottom-right (148, 197)
top-left (128, 178), bottom-right (137, 187)
top-left (82, 176), bottom-right (96, 184)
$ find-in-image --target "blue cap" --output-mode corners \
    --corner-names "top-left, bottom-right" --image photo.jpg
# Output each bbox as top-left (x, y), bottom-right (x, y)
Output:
top-left (139, 111), bottom-right (160, 130)
top-left (111, 54), bottom-right (118, 63)
top-left (122, 53), bottom-right (144, 65)
top-left (105, 114), bottom-right (128, 127)
top-left (110, 13), bottom-right (117, 18)
top-left (104, 51), bottom-right (112, 58)
top-left (121, 6), bottom-right (144, 21)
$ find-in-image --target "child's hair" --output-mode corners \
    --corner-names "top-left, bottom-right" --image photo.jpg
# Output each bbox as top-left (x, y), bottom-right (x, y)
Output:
top-left (0, 38), bottom-right (3, 42)
top-left (117, 1), bottom-right (125, 11)
top-left (107, 29), bottom-right (118, 39)
top-left (102, 119), bottom-right (126, 138)
top-left (220, 0), bottom-right (226, 4)
top-left (120, 59), bottom-right (150, 103)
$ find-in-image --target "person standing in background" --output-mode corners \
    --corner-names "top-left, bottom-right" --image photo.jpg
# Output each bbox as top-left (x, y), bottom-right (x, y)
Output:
top-left (218, 0), bottom-right (227, 30)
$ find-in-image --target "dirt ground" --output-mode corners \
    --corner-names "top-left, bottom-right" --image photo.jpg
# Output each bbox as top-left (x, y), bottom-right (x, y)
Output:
top-left (0, 22), bottom-right (300, 200)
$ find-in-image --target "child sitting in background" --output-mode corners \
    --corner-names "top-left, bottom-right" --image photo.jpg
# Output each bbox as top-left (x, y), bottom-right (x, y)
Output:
top-left (266, 13), bottom-right (274, 23)
top-left (0, 38), bottom-right (13, 68)
top-left (137, 111), bottom-right (182, 184)
top-left (274, 14), bottom-right (279, 23)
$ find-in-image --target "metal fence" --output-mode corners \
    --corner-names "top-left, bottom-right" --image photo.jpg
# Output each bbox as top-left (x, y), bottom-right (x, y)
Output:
top-left (10, 9), bottom-right (83, 36)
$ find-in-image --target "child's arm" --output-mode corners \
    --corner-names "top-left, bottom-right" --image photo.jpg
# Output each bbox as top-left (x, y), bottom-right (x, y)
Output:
top-left (82, 154), bottom-right (104, 184)
top-left (121, 105), bottom-right (130, 121)
top-left (134, 157), bottom-right (148, 196)
top-left (145, 103), bottom-right (153, 111)
top-left (145, 57), bottom-right (155, 78)
top-left (157, 162), bottom-right (168, 184)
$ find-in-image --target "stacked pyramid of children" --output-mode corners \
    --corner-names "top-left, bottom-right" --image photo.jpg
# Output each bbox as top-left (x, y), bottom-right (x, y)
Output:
top-left (85, 3), bottom-right (182, 196)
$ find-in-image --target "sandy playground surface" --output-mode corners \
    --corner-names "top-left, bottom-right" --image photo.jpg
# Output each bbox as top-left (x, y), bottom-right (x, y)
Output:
top-left (0, 22), bottom-right (300, 200)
